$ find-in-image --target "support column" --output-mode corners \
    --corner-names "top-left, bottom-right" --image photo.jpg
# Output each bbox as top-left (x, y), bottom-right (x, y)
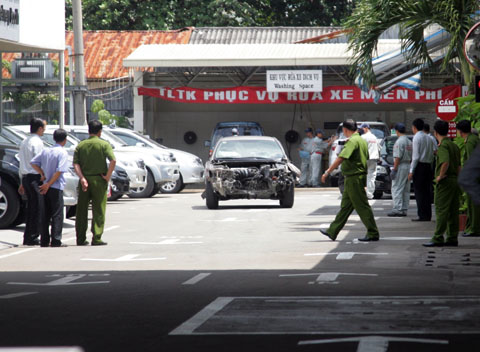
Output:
top-left (59, 51), bottom-right (65, 128)
top-left (133, 70), bottom-right (144, 133)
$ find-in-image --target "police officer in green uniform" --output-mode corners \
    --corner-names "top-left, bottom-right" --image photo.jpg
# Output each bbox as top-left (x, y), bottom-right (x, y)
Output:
top-left (423, 120), bottom-right (461, 247)
top-left (457, 120), bottom-right (480, 237)
top-left (73, 120), bottom-right (116, 246)
top-left (320, 119), bottom-right (380, 242)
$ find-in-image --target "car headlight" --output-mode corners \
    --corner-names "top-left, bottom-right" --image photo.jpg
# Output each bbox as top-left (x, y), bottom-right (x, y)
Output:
top-left (155, 154), bottom-right (170, 162)
top-left (376, 166), bottom-right (388, 175)
top-left (118, 160), bottom-right (134, 168)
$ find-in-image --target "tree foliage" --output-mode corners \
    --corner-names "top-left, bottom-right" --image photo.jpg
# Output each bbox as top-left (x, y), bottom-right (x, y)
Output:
top-left (65, 0), bottom-right (356, 30)
top-left (345, 0), bottom-right (478, 89)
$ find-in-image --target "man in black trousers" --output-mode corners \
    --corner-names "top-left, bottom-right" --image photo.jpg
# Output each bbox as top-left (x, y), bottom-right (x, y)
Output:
top-left (18, 118), bottom-right (46, 245)
top-left (408, 118), bottom-right (436, 221)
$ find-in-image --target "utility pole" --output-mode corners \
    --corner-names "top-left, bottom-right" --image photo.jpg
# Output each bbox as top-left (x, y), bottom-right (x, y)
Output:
top-left (72, 0), bottom-right (87, 125)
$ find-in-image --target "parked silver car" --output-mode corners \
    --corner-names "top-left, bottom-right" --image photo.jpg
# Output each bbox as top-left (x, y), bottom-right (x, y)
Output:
top-left (10, 125), bottom-right (149, 198)
top-left (62, 125), bottom-right (179, 198)
top-left (106, 126), bottom-right (204, 193)
top-left (1, 126), bottom-right (79, 207)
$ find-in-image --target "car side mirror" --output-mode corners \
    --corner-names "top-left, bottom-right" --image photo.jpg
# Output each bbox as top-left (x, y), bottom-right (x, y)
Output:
top-left (204, 140), bottom-right (211, 148)
top-left (136, 142), bottom-right (146, 147)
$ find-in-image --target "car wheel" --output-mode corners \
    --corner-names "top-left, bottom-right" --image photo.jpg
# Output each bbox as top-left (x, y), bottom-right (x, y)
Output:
top-left (0, 181), bottom-right (21, 229)
top-left (159, 174), bottom-right (184, 194)
top-left (373, 191), bottom-right (383, 199)
top-left (128, 170), bottom-right (155, 198)
top-left (205, 181), bottom-right (219, 209)
top-left (279, 184), bottom-right (295, 208)
top-left (108, 192), bottom-right (123, 201)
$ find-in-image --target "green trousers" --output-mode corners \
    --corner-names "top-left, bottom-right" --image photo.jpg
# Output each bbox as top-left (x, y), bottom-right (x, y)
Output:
top-left (75, 175), bottom-right (108, 244)
top-left (327, 174), bottom-right (379, 239)
top-left (465, 194), bottom-right (480, 235)
top-left (432, 178), bottom-right (460, 244)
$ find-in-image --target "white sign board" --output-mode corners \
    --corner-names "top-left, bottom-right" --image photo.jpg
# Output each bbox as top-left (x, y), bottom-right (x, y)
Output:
top-left (0, 0), bottom-right (20, 42)
top-left (267, 70), bottom-right (322, 92)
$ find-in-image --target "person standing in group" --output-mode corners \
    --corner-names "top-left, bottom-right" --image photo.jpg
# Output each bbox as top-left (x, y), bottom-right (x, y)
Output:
top-left (73, 120), bottom-right (116, 246)
top-left (360, 123), bottom-right (380, 199)
top-left (30, 129), bottom-right (70, 247)
top-left (408, 118), bottom-right (436, 221)
top-left (423, 120), bottom-right (461, 247)
top-left (319, 119), bottom-right (379, 242)
top-left (298, 128), bottom-right (314, 187)
top-left (18, 118), bottom-right (46, 246)
top-left (310, 129), bottom-right (331, 187)
top-left (458, 145), bottom-right (480, 206)
top-left (457, 120), bottom-right (480, 238)
top-left (388, 123), bottom-right (412, 217)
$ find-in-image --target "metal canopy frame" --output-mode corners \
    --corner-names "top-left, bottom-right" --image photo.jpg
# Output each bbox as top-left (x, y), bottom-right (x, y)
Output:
top-left (0, 50), bottom-right (65, 129)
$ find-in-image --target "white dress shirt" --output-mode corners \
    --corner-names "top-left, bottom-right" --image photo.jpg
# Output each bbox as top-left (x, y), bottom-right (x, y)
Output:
top-left (18, 134), bottom-right (44, 177)
top-left (410, 131), bottom-right (435, 173)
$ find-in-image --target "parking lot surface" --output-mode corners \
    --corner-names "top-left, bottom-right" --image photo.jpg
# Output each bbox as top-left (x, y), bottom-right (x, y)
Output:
top-left (1, 189), bottom-right (479, 352)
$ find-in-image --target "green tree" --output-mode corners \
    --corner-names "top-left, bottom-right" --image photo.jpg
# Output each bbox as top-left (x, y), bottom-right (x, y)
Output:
top-left (345, 0), bottom-right (478, 89)
top-left (90, 99), bottom-right (129, 127)
top-left (65, 0), bottom-right (356, 30)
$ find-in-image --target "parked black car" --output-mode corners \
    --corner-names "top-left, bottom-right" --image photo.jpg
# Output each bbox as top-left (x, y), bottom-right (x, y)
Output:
top-left (108, 165), bottom-right (130, 201)
top-left (0, 135), bottom-right (25, 228)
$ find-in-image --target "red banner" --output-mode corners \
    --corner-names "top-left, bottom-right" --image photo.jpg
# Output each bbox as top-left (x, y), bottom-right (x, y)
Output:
top-left (138, 85), bottom-right (461, 104)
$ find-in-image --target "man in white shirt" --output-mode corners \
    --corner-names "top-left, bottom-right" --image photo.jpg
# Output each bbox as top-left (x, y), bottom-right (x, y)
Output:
top-left (360, 123), bottom-right (380, 199)
top-left (408, 118), bottom-right (436, 221)
top-left (18, 118), bottom-right (46, 246)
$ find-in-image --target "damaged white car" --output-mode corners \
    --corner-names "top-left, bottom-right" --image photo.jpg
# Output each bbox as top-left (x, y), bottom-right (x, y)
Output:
top-left (202, 136), bottom-right (300, 209)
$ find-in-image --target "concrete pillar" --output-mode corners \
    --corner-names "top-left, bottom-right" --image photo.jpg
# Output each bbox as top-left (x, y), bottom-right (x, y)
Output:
top-left (133, 70), bottom-right (144, 133)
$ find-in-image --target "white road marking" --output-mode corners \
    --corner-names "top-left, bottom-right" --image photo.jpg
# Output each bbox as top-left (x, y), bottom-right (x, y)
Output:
top-left (0, 292), bottom-right (38, 299)
top-left (8, 274), bottom-right (109, 286)
top-left (304, 252), bottom-right (389, 260)
top-left (201, 217), bottom-right (249, 222)
top-left (81, 254), bottom-right (166, 262)
top-left (280, 272), bottom-right (378, 285)
top-left (130, 239), bottom-right (202, 245)
top-left (381, 237), bottom-right (431, 240)
top-left (0, 248), bottom-right (36, 260)
top-left (170, 297), bottom-right (234, 335)
top-left (298, 336), bottom-right (448, 351)
top-left (170, 296), bottom-right (480, 335)
top-left (182, 273), bottom-right (211, 285)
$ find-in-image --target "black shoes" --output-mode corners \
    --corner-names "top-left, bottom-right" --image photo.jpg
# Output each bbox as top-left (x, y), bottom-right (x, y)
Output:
top-left (444, 241), bottom-right (458, 247)
top-left (388, 212), bottom-right (406, 217)
top-left (77, 240), bottom-right (89, 246)
top-left (412, 218), bottom-right (430, 222)
top-left (462, 233), bottom-right (480, 237)
top-left (91, 240), bottom-right (108, 246)
top-left (422, 242), bottom-right (443, 247)
top-left (51, 242), bottom-right (67, 247)
top-left (319, 229), bottom-right (335, 241)
top-left (23, 238), bottom-right (40, 246)
top-left (357, 236), bottom-right (379, 242)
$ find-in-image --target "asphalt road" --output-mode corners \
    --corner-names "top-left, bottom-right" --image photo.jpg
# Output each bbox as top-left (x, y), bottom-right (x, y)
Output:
top-left (1, 189), bottom-right (479, 352)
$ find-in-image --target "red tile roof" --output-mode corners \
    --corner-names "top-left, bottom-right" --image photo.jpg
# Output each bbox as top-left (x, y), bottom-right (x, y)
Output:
top-left (2, 28), bottom-right (193, 79)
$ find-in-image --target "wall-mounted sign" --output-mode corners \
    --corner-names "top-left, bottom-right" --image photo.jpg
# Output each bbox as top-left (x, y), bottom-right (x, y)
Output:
top-left (436, 98), bottom-right (458, 121)
top-left (447, 122), bottom-right (457, 138)
top-left (138, 85), bottom-right (461, 105)
top-left (267, 70), bottom-right (322, 92)
top-left (0, 0), bottom-right (20, 42)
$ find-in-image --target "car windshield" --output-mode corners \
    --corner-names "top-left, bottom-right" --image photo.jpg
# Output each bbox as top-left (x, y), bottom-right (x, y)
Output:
top-left (212, 126), bottom-right (263, 147)
top-left (131, 131), bottom-right (166, 149)
top-left (101, 130), bottom-right (129, 147)
top-left (0, 133), bottom-right (16, 145)
top-left (214, 139), bottom-right (285, 160)
top-left (42, 132), bottom-right (79, 148)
